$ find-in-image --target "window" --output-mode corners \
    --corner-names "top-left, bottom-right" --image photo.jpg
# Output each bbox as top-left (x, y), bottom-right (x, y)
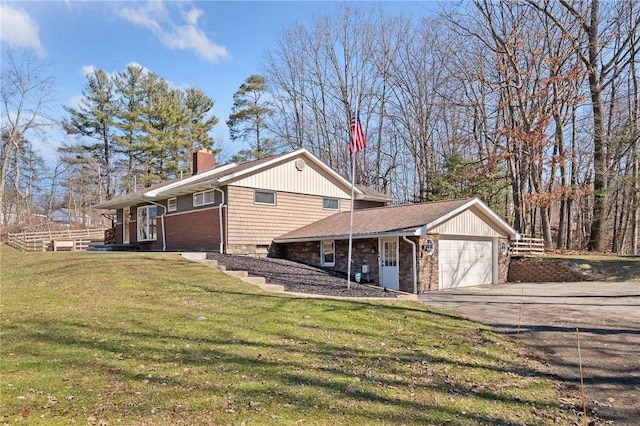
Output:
top-left (321, 240), bottom-right (335, 266)
top-left (137, 205), bottom-right (157, 241)
top-left (323, 198), bottom-right (339, 210)
top-left (193, 189), bottom-right (216, 207)
top-left (383, 240), bottom-right (398, 267)
top-left (422, 238), bottom-right (435, 255)
top-left (167, 198), bottom-right (177, 212)
top-left (254, 190), bottom-right (276, 205)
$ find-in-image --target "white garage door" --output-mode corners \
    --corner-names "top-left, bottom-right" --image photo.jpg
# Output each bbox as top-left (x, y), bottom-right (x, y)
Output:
top-left (439, 238), bottom-right (493, 289)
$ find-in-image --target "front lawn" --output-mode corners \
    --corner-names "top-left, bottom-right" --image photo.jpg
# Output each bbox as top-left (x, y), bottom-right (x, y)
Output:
top-left (0, 248), bottom-right (578, 425)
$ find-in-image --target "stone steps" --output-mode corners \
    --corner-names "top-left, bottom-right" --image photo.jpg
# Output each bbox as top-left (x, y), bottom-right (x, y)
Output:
top-left (225, 270), bottom-right (248, 278)
top-left (180, 252), bottom-right (279, 291)
top-left (180, 252), bottom-right (207, 261)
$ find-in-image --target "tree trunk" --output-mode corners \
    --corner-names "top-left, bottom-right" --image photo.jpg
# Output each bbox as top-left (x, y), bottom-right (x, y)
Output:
top-left (585, 0), bottom-right (607, 251)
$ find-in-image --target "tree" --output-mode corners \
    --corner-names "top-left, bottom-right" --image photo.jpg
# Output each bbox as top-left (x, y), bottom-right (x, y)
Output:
top-left (63, 65), bottom-right (220, 195)
top-left (113, 64), bottom-right (147, 193)
top-left (227, 75), bottom-right (274, 160)
top-left (63, 68), bottom-right (118, 200)
top-left (528, 0), bottom-right (640, 250)
top-left (261, 2), bottom-right (637, 252)
top-left (0, 49), bottom-right (55, 226)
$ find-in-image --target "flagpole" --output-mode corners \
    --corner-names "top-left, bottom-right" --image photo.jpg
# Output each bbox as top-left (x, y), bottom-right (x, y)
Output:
top-left (347, 147), bottom-right (356, 290)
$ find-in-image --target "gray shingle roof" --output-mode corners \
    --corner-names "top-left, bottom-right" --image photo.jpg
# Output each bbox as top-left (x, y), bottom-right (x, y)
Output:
top-left (275, 198), bottom-right (475, 242)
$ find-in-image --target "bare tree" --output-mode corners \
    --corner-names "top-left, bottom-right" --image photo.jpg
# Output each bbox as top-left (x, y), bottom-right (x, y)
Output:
top-left (528, 0), bottom-right (640, 250)
top-left (0, 49), bottom-right (55, 226)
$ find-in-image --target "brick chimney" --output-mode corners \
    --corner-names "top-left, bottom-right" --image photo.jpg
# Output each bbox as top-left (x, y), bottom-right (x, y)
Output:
top-left (192, 149), bottom-right (215, 174)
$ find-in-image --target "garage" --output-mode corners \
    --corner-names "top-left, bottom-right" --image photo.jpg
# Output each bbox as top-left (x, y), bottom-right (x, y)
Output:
top-left (275, 197), bottom-right (516, 293)
top-left (438, 237), bottom-right (494, 289)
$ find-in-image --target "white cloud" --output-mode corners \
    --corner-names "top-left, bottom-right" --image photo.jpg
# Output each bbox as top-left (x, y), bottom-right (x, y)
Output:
top-left (0, 4), bottom-right (46, 57)
top-left (182, 8), bottom-right (202, 26)
top-left (81, 64), bottom-right (96, 77)
top-left (118, 1), bottom-right (229, 63)
top-left (66, 94), bottom-right (84, 110)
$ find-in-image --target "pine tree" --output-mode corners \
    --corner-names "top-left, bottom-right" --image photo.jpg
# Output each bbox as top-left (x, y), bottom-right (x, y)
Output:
top-left (227, 75), bottom-right (274, 160)
top-left (63, 68), bottom-right (118, 198)
top-left (113, 65), bottom-right (147, 193)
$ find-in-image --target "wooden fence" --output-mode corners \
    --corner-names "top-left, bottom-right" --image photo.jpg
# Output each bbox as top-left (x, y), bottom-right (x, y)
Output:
top-left (511, 235), bottom-right (545, 255)
top-left (7, 228), bottom-right (106, 252)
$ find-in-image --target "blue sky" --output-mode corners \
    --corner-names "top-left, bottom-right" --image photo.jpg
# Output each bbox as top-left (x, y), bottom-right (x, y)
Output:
top-left (1, 1), bottom-right (434, 163)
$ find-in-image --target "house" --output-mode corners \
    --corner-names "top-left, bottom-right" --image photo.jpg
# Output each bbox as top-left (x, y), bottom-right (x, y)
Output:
top-left (272, 198), bottom-right (516, 293)
top-left (96, 149), bottom-right (516, 293)
top-left (94, 149), bottom-right (393, 255)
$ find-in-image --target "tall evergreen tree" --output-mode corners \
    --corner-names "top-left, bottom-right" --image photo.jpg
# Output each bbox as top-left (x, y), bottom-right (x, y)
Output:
top-left (138, 75), bottom-right (188, 185)
top-left (63, 68), bottom-right (118, 198)
top-left (227, 75), bottom-right (274, 160)
top-left (113, 65), bottom-right (147, 193)
top-left (63, 65), bottom-right (220, 194)
top-left (184, 87), bottom-right (218, 151)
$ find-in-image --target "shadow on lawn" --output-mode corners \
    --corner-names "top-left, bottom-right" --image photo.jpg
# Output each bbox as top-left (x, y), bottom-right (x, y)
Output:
top-left (4, 309), bottom-right (572, 425)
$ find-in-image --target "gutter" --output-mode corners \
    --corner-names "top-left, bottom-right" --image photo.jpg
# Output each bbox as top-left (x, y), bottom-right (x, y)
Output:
top-left (402, 235), bottom-right (418, 294)
top-left (143, 198), bottom-right (167, 251)
top-left (214, 188), bottom-right (225, 253)
top-left (273, 227), bottom-right (426, 244)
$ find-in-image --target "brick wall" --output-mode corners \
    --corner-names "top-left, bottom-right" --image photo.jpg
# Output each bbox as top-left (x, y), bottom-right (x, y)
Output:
top-left (114, 223), bottom-right (123, 245)
top-left (508, 258), bottom-right (587, 282)
top-left (164, 208), bottom-right (221, 251)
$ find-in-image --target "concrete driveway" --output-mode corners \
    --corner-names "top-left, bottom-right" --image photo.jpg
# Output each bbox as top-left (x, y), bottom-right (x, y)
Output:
top-left (420, 282), bottom-right (640, 425)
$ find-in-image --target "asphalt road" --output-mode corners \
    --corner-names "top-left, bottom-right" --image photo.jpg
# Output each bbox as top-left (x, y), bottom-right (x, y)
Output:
top-left (420, 282), bottom-right (640, 425)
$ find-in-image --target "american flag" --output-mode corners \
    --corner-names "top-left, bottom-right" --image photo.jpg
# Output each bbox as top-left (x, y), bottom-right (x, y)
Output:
top-left (350, 114), bottom-right (366, 156)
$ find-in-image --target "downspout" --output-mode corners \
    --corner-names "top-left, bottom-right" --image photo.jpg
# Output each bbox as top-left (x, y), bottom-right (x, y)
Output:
top-left (214, 187), bottom-right (225, 253)
top-left (402, 235), bottom-right (418, 294)
top-left (143, 199), bottom-right (167, 251)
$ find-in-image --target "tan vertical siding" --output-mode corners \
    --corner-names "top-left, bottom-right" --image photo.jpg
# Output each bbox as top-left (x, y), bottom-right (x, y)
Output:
top-left (230, 158), bottom-right (351, 198)
top-left (226, 186), bottom-right (348, 246)
top-left (430, 208), bottom-right (504, 237)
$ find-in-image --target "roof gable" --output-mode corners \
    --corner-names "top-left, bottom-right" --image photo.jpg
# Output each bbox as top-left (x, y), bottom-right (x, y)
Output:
top-left (95, 149), bottom-right (394, 209)
top-left (274, 198), bottom-right (516, 242)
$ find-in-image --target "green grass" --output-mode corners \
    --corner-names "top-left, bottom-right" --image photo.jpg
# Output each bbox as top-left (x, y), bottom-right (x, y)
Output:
top-left (1, 248), bottom-right (578, 425)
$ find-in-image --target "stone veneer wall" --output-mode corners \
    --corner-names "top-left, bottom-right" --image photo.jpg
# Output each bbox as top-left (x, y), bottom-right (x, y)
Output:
top-left (397, 237), bottom-right (419, 293)
top-left (498, 237), bottom-right (510, 283)
top-left (277, 239), bottom-right (381, 283)
top-left (417, 234), bottom-right (439, 293)
top-left (277, 234), bottom-right (513, 293)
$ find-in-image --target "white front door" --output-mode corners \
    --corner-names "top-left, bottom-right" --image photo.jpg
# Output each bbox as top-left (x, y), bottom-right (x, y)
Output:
top-left (380, 237), bottom-right (399, 290)
top-left (123, 207), bottom-right (130, 244)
